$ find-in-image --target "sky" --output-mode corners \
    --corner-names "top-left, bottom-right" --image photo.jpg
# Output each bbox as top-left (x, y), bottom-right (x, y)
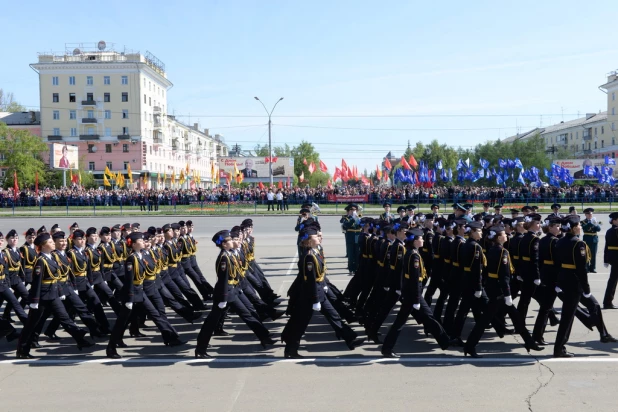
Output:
top-left (3, 0), bottom-right (618, 174)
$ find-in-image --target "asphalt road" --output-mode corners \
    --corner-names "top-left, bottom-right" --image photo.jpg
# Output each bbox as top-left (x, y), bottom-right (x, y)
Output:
top-left (0, 215), bottom-right (617, 412)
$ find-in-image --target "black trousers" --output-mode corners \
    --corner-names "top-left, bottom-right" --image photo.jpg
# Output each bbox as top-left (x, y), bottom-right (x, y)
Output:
top-left (343, 267), bottom-right (365, 304)
top-left (181, 259), bottom-right (213, 300)
top-left (517, 278), bottom-right (537, 322)
top-left (78, 286), bottom-right (110, 332)
top-left (161, 273), bottom-right (193, 309)
top-left (465, 295), bottom-right (534, 352)
top-left (196, 295), bottom-right (270, 351)
top-left (0, 287), bottom-right (28, 323)
top-left (355, 267), bottom-right (377, 317)
top-left (368, 288), bottom-right (400, 337)
top-left (2, 280), bottom-right (28, 320)
top-left (432, 280), bottom-right (450, 321)
top-left (158, 282), bottom-right (195, 322)
top-left (171, 268), bottom-right (206, 310)
top-left (382, 297), bottom-right (450, 352)
top-left (18, 299), bottom-right (86, 354)
top-left (533, 285), bottom-right (592, 340)
top-left (442, 281), bottom-right (463, 334)
top-left (604, 264), bottom-right (618, 305)
top-left (93, 281), bottom-right (123, 315)
top-left (130, 293), bottom-right (178, 342)
top-left (424, 274), bottom-right (444, 307)
top-left (267, 200), bottom-right (274, 211)
top-left (452, 288), bottom-right (504, 339)
top-left (554, 285), bottom-right (582, 355)
top-left (45, 290), bottom-right (100, 336)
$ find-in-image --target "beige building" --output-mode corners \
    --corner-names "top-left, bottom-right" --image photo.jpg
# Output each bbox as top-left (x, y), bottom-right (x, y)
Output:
top-left (30, 41), bottom-right (227, 188)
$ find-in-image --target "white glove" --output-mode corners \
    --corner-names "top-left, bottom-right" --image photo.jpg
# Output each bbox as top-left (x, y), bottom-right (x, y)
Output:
top-left (217, 301), bottom-right (227, 309)
top-left (91, 285), bottom-right (94, 289)
top-left (59, 295), bottom-right (66, 301)
top-left (534, 279), bottom-right (541, 286)
top-left (517, 276), bottom-right (523, 282)
top-left (555, 286), bottom-right (563, 294)
top-left (323, 286), bottom-right (329, 292)
top-left (300, 217), bottom-right (307, 223)
top-left (312, 302), bottom-right (321, 311)
top-left (30, 303), bottom-right (39, 310)
top-left (474, 290), bottom-right (482, 298)
top-left (125, 302), bottom-right (133, 310)
top-left (383, 287), bottom-right (390, 291)
top-left (395, 290), bottom-right (401, 295)
top-left (105, 281), bottom-right (108, 285)
top-left (583, 292), bottom-right (592, 298)
top-left (591, 217), bottom-right (597, 224)
top-left (504, 296), bottom-right (513, 306)
top-left (413, 303), bottom-right (421, 310)
top-left (73, 289), bottom-right (79, 295)
top-left (605, 263), bottom-right (610, 268)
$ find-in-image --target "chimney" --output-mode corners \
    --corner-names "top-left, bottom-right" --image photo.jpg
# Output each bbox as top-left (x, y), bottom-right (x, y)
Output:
top-left (585, 113), bottom-right (595, 120)
top-left (204, 128), bottom-right (209, 136)
top-left (193, 123), bottom-right (199, 130)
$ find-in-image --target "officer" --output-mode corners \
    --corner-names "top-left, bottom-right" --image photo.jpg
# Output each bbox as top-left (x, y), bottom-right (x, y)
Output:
top-left (510, 209), bottom-right (520, 218)
top-left (548, 203), bottom-right (562, 219)
top-left (521, 206), bottom-right (532, 215)
top-left (493, 204), bottom-right (503, 217)
top-left (20, 228), bottom-right (37, 286)
top-left (381, 228), bottom-right (451, 358)
top-left (432, 220), bottom-right (455, 320)
top-left (340, 203), bottom-right (361, 276)
top-left (430, 203), bottom-right (441, 218)
top-left (393, 206), bottom-right (407, 223)
top-left (481, 203), bottom-right (491, 217)
top-left (186, 220), bottom-right (210, 295)
top-left (581, 208), bottom-right (601, 273)
top-left (97, 227), bottom-right (123, 292)
top-left (380, 202), bottom-right (395, 222)
top-left (404, 205), bottom-right (417, 222)
top-left (442, 219), bottom-right (468, 334)
top-left (16, 232), bottom-right (93, 359)
top-left (603, 211), bottom-right (618, 309)
top-left (67, 222), bottom-right (79, 251)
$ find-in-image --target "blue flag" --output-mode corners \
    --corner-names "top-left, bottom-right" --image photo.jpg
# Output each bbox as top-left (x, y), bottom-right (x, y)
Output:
top-left (517, 171), bottom-right (525, 185)
top-left (436, 160), bottom-right (443, 170)
top-left (514, 158), bottom-right (523, 169)
top-left (479, 158), bottom-right (490, 169)
top-left (606, 155), bottom-right (616, 165)
top-left (498, 158), bottom-right (506, 168)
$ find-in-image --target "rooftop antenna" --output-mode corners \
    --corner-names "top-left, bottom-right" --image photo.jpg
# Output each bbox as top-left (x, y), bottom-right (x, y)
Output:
top-left (561, 107), bottom-right (564, 121)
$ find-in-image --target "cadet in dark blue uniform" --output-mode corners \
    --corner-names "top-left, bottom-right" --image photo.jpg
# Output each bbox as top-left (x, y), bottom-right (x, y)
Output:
top-left (442, 219), bottom-right (467, 333)
top-left (381, 228), bottom-right (451, 358)
top-left (517, 213), bottom-right (542, 321)
top-left (16, 233), bottom-right (92, 358)
top-left (380, 202), bottom-right (394, 222)
top-left (463, 225), bottom-right (543, 358)
top-left (340, 203), bottom-right (361, 276)
top-left (602, 212), bottom-right (618, 309)
top-left (0, 230), bottom-right (29, 325)
top-left (581, 208), bottom-right (601, 273)
top-left (20, 228), bottom-right (37, 286)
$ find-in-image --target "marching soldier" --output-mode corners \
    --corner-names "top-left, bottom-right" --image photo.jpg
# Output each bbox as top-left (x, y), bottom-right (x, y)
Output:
top-left (581, 208), bottom-right (601, 273)
top-left (178, 220), bottom-right (213, 301)
top-left (2, 230), bottom-right (29, 323)
top-left (603, 212), bottom-right (618, 309)
top-left (20, 228), bottom-right (37, 286)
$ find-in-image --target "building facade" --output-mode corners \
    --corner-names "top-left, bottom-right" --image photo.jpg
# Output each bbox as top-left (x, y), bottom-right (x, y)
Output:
top-left (31, 42), bottom-right (227, 188)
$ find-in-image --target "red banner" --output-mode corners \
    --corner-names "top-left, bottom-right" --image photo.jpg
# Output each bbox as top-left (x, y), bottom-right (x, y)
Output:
top-left (327, 194), bottom-right (368, 202)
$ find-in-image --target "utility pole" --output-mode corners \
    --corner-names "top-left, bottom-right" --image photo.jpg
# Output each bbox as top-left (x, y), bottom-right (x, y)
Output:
top-left (254, 97), bottom-right (284, 186)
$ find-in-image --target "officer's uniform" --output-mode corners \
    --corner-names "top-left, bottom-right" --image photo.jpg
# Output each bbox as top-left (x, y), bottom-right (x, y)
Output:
top-left (340, 204), bottom-right (361, 274)
top-left (20, 235), bottom-right (36, 285)
top-left (163, 232), bottom-right (206, 311)
top-left (433, 228), bottom-right (454, 320)
top-left (581, 209), bottom-right (601, 272)
top-left (603, 214), bottom-right (618, 308)
top-left (442, 230), bottom-right (466, 334)
top-left (1, 243), bottom-right (29, 322)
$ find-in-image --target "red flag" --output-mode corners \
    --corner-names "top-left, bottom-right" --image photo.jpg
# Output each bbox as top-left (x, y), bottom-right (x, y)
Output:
top-left (384, 158), bottom-right (392, 170)
top-left (341, 159), bottom-right (348, 171)
top-left (278, 180), bottom-right (283, 189)
top-left (13, 171), bottom-right (18, 194)
top-left (333, 167), bottom-right (341, 181)
top-left (264, 157), bottom-right (270, 163)
top-left (35, 172), bottom-right (39, 196)
top-left (300, 171), bottom-right (305, 182)
top-left (408, 154), bottom-right (418, 169)
top-left (319, 160), bottom-right (328, 172)
top-left (258, 181), bottom-right (265, 190)
top-left (303, 158), bottom-right (307, 165)
top-left (308, 162), bottom-right (316, 174)
top-left (353, 165), bottom-right (358, 178)
top-left (327, 179), bottom-right (332, 189)
top-left (400, 156), bottom-right (412, 170)
top-left (271, 156), bottom-right (278, 163)
top-left (376, 165), bottom-right (382, 180)
top-left (347, 167), bottom-right (353, 180)
top-left (286, 176), bottom-right (290, 187)
top-left (361, 175), bottom-right (369, 185)
top-left (383, 171), bottom-right (388, 182)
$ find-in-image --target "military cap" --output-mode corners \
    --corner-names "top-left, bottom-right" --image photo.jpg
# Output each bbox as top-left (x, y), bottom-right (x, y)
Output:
top-left (72, 229), bottom-right (86, 239)
top-left (300, 208), bottom-right (311, 214)
top-left (131, 223), bottom-right (140, 229)
top-left (524, 213), bottom-right (542, 222)
top-left (212, 230), bottom-right (231, 245)
top-left (111, 224), bottom-right (122, 232)
top-left (609, 212), bottom-right (618, 220)
top-left (86, 227), bottom-right (97, 237)
top-left (99, 226), bottom-right (111, 236)
top-left (6, 229), bottom-right (17, 238)
top-left (551, 203), bottom-right (561, 210)
top-left (52, 231), bottom-right (66, 240)
top-left (34, 233), bottom-right (51, 246)
top-left (240, 219), bottom-right (253, 228)
top-left (37, 226), bottom-right (47, 234)
top-left (383, 202), bottom-right (392, 208)
top-left (396, 206), bottom-right (406, 213)
top-left (170, 223), bottom-right (180, 230)
top-left (126, 232), bottom-right (144, 245)
top-left (24, 228), bottom-right (35, 237)
top-left (404, 228), bottom-right (424, 242)
top-left (147, 226), bottom-right (157, 236)
top-left (186, 220), bottom-right (194, 226)
top-left (70, 222), bottom-right (79, 229)
top-left (344, 203), bottom-right (358, 211)
top-left (51, 224), bottom-right (60, 231)
top-left (466, 221), bottom-right (483, 229)
top-left (521, 206), bottom-right (532, 212)
top-left (583, 208), bottom-right (594, 214)
top-left (178, 221), bottom-right (186, 227)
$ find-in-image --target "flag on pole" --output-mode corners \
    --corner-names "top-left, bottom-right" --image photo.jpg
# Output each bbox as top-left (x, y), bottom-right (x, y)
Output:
top-left (278, 180), bottom-right (283, 189)
top-left (258, 181), bottom-right (265, 190)
top-left (104, 166), bottom-right (113, 178)
top-left (408, 155), bottom-right (418, 169)
top-left (341, 159), bottom-right (348, 171)
top-left (300, 171), bottom-right (305, 182)
top-left (383, 158), bottom-right (392, 170)
top-left (308, 162), bottom-right (316, 174)
top-left (103, 174), bottom-right (111, 187)
top-left (127, 164), bottom-right (133, 184)
top-left (35, 172), bottom-right (39, 196)
top-left (13, 171), bottom-right (18, 193)
top-left (319, 160), bottom-right (328, 172)
top-left (376, 165), bottom-right (382, 180)
top-left (606, 155), bottom-right (616, 165)
top-left (400, 156), bottom-right (412, 170)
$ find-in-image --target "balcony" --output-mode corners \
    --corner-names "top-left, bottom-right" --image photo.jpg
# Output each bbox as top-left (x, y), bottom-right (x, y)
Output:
top-left (583, 149), bottom-right (592, 155)
top-left (47, 135), bottom-right (63, 141)
top-left (117, 134), bottom-right (131, 140)
top-left (153, 106), bottom-right (161, 114)
top-left (172, 144), bottom-right (179, 152)
top-left (583, 134), bottom-right (593, 141)
top-left (82, 118), bottom-right (97, 124)
top-left (81, 100), bottom-right (97, 106)
top-left (79, 134), bottom-right (100, 140)
top-left (153, 136), bottom-right (163, 144)
top-left (154, 119), bottom-right (162, 128)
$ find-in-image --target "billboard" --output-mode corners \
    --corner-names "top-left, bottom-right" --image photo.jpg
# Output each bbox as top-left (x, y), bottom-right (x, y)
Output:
top-left (218, 157), bottom-right (294, 179)
top-left (50, 143), bottom-right (79, 169)
top-left (553, 158), bottom-right (618, 180)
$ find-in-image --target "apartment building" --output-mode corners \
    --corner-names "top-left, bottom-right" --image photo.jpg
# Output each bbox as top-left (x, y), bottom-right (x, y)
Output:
top-left (30, 41), bottom-right (227, 188)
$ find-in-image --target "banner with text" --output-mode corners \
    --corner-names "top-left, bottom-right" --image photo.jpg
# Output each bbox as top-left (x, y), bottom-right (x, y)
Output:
top-left (218, 157), bottom-right (294, 179)
top-left (553, 158), bottom-right (617, 180)
top-left (327, 194), bottom-right (369, 203)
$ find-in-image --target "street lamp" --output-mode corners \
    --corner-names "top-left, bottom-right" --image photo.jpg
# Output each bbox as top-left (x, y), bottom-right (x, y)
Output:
top-left (254, 96), bottom-right (284, 186)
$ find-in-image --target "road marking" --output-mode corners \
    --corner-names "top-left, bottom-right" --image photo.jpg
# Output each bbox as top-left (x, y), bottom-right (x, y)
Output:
top-left (2, 356), bottom-right (618, 365)
top-left (285, 251), bottom-right (298, 276)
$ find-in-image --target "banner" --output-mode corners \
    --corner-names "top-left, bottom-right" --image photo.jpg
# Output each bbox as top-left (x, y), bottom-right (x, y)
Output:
top-left (50, 143), bottom-right (79, 169)
top-left (327, 194), bottom-right (369, 202)
top-left (218, 157), bottom-right (294, 179)
top-left (553, 159), bottom-right (618, 180)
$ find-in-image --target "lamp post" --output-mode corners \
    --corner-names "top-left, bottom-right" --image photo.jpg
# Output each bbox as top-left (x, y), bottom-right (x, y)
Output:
top-left (254, 97), bottom-right (284, 186)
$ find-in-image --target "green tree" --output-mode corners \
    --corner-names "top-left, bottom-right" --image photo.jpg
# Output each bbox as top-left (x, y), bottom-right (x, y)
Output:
top-left (0, 123), bottom-right (48, 188)
top-left (252, 143), bottom-right (293, 157)
top-left (0, 89), bottom-right (27, 112)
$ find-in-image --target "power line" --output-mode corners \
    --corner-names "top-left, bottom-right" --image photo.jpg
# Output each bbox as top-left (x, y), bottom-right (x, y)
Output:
top-left (274, 123), bottom-right (538, 132)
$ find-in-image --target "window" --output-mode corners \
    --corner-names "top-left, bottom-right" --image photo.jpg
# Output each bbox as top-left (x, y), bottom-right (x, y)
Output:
top-left (106, 161), bottom-right (112, 170)
top-left (105, 144), bottom-right (112, 153)
top-left (104, 93), bottom-right (110, 102)
top-left (603, 126), bottom-right (605, 134)
top-left (86, 92), bottom-right (94, 101)
top-left (70, 127), bottom-right (77, 137)
top-left (143, 78), bottom-right (146, 87)
top-left (69, 93), bottom-right (76, 102)
top-left (144, 94), bottom-right (147, 104)
top-left (121, 76), bottom-right (128, 85)
top-left (124, 162), bottom-right (129, 170)
top-left (53, 93), bottom-right (59, 103)
top-left (69, 110), bottom-right (76, 119)
top-left (122, 109), bottom-right (129, 119)
top-left (53, 110), bottom-right (60, 120)
top-left (52, 76), bottom-right (59, 86)
top-left (570, 133), bottom-right (572, 140)
top-left (69, 76), bottom-right (75, 85)
top-left (595, 127), bottom-right (598, 136)
top-left (123, 144), bottom-right (129, 153)
top-left (614, 108), bottom-right (616, 116)
top-left (105, 127), bottom-right (112, 137)
top-left (576, 131), bottom-right (579, 139)
top-left (149, 81), bottom-right (151, 91)
top-left (149, 97), bottom-right (151, 106)
top-left (87, 110), bottom-right (94, 118)
top-left (613, 123), bottom-right (616, 131)
top-left (104, 76), bottom-right (110, 85)
top-left (122, 127), bottom-right (129, 135)
top-left (602, 140), bottom-right (605, 148)
top-left (595, 142), bottom-right (598, 149)
top-left (88, 162), bottom-right (95, 171)
top-left (614, 152), bottom-right (616, 159)
top-left (88, 144), bottom-right (95, 153)
top-left (613, 92), bottom-right (616, 101)
top-left (86, 76), bottom-right (93, 86)
top-left (104, 110), bottom-right (111, 119)
top-left (53, 127), bottom-right (60, 136)
top-left (87, 128), bottom-right (95, 136)
top-left (614, 137), bottom-right (616, 145)
top-left (122, 92), bottom-right (128, 102)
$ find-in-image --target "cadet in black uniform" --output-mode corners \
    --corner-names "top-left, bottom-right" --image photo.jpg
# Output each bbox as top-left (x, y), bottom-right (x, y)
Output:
top-left (517, 213), bottom-right (542, 321)
top-left (340, 203), bottom-right (361, 276)
top-left (433, 220), bottom-right (455, 320)
top-left (381, 228), bottom-right (451, 358)
top-left (20, 228), bottom-right (37, 286)
top-left (424, 218), bottom-right (446, 305)
top-left (602, 212), bottom-right (618, 309)
top-left (178, 220), bottom-right (213, 301)
top-left (16, 233), bottom-right (93, 358)
top-left (0, 232), bottom-right (28, 326)
top-left (442, 219), bottom-right (467, 333)
top-left (98, 226), bottom-right (123, 292)
top-left (463, 225), bottom-right (543, 357)
top-left (2, 230), bottom-right (29, 323)
top-left (380, 202), bottom-right (395, 222)
top-left (581, 208), bottom-right (601, 273)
